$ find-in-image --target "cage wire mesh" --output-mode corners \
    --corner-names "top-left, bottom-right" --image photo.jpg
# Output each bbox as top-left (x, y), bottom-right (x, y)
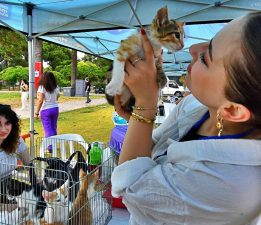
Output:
top-left (0, 137), bottom-right (116, 225)
top-left (35, 136), bottom-right (90, 161)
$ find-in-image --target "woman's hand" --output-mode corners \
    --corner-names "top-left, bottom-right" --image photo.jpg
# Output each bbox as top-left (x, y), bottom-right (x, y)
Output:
top-left (124, 29), bottom-right (160, 108)
top-left (114, 95), bottom-right (131, 121)
top-left (34, 112), bottom-right (39, 119)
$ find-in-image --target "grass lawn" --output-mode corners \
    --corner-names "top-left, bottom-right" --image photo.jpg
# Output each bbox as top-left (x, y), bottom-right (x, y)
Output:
top-left (0, 91), bottom-right (103, 108)
top-left (0, 92), bottom-right (21, 108)
top-left (21, 104), bottom-right (115, 148)
top-left (1, 91), bottom-right (116, 147)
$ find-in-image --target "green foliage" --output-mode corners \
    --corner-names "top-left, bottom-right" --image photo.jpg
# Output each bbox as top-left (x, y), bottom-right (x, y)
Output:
top-left (82, 54), bottom-right (112, 74)
top-left (77, 61), bottom-right (105, 82)
top-left (55, 64), bottom-right (71, 86)
top-left (43, 68), bottom-right (70, 87)
top-left (0, 28), bottom-right (28, 67)
top-left (55, 61), bottom-right (107, 86)
top-left (43, 42), bottom-right (71, 70)
top-left (54, 71), bottom-right (71, 87)
top-left (0, 66), bottom-right (28, 83)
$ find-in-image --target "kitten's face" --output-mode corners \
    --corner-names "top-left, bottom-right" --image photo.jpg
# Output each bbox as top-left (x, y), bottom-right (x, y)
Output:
top-left (42, 187), bottom-right (68, 205)
top-left (151, 7), bottom-right (185, 52)
top-left (7, 178), bottom-right (31, 197)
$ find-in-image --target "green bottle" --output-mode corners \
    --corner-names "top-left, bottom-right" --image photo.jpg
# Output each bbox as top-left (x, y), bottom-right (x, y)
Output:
top-left (89, 142), bottom-right (102, 165)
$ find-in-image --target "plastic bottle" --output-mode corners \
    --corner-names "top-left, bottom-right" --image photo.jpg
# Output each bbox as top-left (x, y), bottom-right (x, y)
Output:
top-left (89, 142), bottom-right (102, 165)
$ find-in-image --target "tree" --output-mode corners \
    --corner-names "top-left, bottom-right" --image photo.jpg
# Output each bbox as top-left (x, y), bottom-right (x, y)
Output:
top-left (55, 64), bottom-right (71, 84)
top-left (0, 28), bottom-right (28, 68)
top-left (42, 42), bottom-right (71, 70)
top-left (0, 66), bottom-right (28, 84)
top-left (82, 54), bottom-right (112, 73)
top-left (71, 50), bottom-right (78, 88)
top-left (77, 61), bottom-right (105, 82)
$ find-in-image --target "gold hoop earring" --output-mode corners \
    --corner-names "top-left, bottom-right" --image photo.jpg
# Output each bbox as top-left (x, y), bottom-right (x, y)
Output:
top-left (216, 113), bottom-right (223, 136)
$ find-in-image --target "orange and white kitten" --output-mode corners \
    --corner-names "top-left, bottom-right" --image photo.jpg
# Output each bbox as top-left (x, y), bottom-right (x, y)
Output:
top-left (68, 169), bottom-right (92, 225)
top-left (41, 181), bottom-right (70, 225)
top-left (105, 6), bottom-right (184, 111)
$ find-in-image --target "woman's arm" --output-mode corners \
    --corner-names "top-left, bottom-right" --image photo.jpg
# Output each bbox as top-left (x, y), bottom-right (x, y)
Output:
top-left (57, 87), bottom-right (60, 100)
top-left (18, 150), bottom-right (30, 165)
top-left (35, 92), bottom-right (44, 118)
top-left (116, 30), bottom-right (160, 165)
top-left (16, 137), bottom-right (31, 165)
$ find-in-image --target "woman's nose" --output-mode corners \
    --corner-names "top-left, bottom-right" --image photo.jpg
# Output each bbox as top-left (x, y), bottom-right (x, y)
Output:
top-left (0, 124), bottom-right (8, 131)
top-left (189, 42), bottom-right (209, 58)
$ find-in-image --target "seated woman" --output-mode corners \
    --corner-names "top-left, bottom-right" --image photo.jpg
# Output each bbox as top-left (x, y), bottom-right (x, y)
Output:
top-left (0, 104), bottom-right (30, 209)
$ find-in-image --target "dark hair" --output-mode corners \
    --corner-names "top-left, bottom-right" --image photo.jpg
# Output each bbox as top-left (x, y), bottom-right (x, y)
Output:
top-left (21, 79), bottom-right (29, 85)
top-left (0, 104), bottom-right (20, 154)
top-left (224, 12), bottom-right (261, 130)
top-left (39, 71), bottom-right (57, 93)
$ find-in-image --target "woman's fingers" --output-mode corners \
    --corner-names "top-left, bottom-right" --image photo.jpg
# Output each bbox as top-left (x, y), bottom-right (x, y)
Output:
top-left (114, 95), bottom-right (130, 121)
top-left (141, 28), bottom-right (154, 66)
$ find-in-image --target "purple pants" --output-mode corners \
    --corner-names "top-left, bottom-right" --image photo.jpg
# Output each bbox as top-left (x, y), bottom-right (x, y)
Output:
top-left (40, 107), bottom-right (59, 138)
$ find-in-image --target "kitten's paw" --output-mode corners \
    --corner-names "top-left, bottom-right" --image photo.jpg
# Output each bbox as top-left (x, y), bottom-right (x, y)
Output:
top-left (18, 207), bottom-right (29, 219)
top-left (105, 83), bottom-right (120, 96)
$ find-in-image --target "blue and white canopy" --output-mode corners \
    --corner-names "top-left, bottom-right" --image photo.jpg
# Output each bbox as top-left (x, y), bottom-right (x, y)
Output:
top-left (0, 0), bottom-right (260, 151)
top-left (0, 0), bottom-right (260, 65)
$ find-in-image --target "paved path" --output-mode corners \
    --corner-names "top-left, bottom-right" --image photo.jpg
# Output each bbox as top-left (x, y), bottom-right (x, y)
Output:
top-left (14, 98), bottom-right (107, 119)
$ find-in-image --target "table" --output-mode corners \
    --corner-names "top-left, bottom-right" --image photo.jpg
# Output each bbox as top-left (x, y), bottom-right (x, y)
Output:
top-left (109, 125), bottom-right (128, 155)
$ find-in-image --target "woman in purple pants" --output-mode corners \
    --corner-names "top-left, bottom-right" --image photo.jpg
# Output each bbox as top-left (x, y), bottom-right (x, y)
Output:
top-left (35, 72), bottom-right (60, 151)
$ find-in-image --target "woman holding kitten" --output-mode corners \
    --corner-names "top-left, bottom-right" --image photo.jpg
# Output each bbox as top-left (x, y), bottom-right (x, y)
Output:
top-left (111, 12), bottom-right (261, 225)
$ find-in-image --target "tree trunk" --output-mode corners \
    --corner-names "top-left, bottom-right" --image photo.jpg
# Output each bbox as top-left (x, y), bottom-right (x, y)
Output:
top-left (35, 38), bottom-right (43, 62)
top-left (71, 50), bottom-right (77, 96)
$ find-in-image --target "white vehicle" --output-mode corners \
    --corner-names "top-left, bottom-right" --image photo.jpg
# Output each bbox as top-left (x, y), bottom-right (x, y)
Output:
top-left (161, 79), bottom-right (184, 97)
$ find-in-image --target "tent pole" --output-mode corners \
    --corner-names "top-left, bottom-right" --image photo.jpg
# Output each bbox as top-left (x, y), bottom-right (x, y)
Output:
top-left (27, 4), bottom-right (35, 158)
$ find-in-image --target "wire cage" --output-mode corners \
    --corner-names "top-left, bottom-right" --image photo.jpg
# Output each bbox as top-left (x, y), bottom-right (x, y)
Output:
top-left (0, 139), bottom-right (116, 225)
top-left (35, 135), bottom-right (89, 161)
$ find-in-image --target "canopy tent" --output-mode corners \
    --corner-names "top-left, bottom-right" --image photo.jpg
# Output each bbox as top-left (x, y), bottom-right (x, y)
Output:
top-left (1, 0), bottom-right (259, 67)
top-left (0, 0), bottom-right (260, 153)
top-left (41, 22), bottom-right (225, 72)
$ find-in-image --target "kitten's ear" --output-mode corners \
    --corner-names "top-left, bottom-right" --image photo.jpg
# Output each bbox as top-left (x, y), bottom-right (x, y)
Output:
top-left (60, 187), bottom-right (68, 197)
top-left (177, 22), bottom-right (185, 27)
top-left (156, 6), bottom-right (169, 27)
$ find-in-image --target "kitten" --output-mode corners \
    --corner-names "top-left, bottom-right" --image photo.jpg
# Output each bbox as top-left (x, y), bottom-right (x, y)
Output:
top-left (68, 169), bottom-right (92, 225)
top-left (41, 180), bottom-right (71, 225)
top-left (7, 164), bottom-right (46, 221)
top-left (105, 6), bottom-right (184, 111)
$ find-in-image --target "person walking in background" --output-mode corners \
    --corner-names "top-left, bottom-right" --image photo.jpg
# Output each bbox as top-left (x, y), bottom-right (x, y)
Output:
top-left (19, 79), bottom-right (29, 110)
top-left (35, 72), bottom-right (60, 151)
top-left (85, 77), bottom-right (91, 103)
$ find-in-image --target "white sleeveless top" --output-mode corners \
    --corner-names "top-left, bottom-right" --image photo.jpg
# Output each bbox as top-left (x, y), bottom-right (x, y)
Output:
top-left (37, 85), bottom-right (59, 111)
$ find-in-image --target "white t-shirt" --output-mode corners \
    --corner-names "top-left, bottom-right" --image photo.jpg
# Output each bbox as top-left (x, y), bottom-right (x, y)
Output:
top-left (37, 85), bottom-right (59, 111)
top-left (0, 137), bottom-right (27, 178)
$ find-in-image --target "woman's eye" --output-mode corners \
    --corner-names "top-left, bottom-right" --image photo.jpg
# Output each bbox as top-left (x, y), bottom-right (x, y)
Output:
top-left (200, 52), bottom-right (207, 65)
